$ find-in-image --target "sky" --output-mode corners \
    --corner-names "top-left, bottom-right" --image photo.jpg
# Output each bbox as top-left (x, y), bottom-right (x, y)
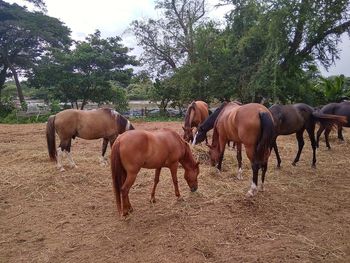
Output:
top-left (7, 0), bottom-right (350, 76)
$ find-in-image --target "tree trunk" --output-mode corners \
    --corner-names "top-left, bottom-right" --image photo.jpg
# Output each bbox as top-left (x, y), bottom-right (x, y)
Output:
top-left (80, 99), bottom-right (87, 110)
top-left (0, 66), bottom-right (8, 101)
top-left (8, 63), bottom-right (25, 108)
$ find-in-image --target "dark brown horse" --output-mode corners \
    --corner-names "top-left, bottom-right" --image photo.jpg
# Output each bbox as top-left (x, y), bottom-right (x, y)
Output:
top-left (46, 108), bottom-right (134, 171)
top-left (316, 101), bottom-right (350, 148)
top-left (111, 129), bottom-right (199, 217)
top-left (207, 102), bottom-right (275, 197)
top-left (183, 100), bottom-right (209, 143)
top-left (269, 103), bottom-right (347, 168)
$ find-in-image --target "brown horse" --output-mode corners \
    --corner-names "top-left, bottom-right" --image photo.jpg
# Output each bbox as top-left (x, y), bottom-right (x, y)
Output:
top-left (183, 101), bottom-right (209, 143)
top-left (46, 108), bottom-right (134, 171)
top-left (207, 102), bottom-right (275, 197)
top-left (111, 129), bottom-right (199, 217)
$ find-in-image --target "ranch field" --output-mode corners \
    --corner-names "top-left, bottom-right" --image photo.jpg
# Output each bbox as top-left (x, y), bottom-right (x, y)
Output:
top-left (1, 121), bottom-right (350, 263)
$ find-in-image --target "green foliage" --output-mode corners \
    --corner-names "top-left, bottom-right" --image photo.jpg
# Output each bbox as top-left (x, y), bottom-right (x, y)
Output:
top-left (316, 75), bottom-right (350, 103)
top-left (0, 96), bottom-right (15, 117)
top-left (29, 30), bottom-right (138, 109)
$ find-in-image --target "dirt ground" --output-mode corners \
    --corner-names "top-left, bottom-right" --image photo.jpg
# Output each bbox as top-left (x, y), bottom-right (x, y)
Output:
top-left (1, 121), bottom-right (349, 263)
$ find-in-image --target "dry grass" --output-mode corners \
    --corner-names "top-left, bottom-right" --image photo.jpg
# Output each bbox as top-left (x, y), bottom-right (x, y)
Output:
top-left (0, 122), bottom-right (350, 263)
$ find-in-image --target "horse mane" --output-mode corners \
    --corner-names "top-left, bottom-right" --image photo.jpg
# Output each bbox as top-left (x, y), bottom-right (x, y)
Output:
top-left (184, 101), bottom-right (196, 127)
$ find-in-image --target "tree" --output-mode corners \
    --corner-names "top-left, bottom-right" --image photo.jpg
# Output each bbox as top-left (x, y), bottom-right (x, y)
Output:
top-left (0, 0), bottom-right (71, 108)
top-left (30, 31), bottom-right (138, 109)
top-left (316, 75), bottom-right (350, 103)
top-left (214, 0), bottom-right (350, 103)
top-left (130, 0), bottom-right (208, 77)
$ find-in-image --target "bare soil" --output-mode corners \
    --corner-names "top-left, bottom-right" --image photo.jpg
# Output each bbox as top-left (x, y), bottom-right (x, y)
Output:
top-left (1, 121), bottom-right (349, 263)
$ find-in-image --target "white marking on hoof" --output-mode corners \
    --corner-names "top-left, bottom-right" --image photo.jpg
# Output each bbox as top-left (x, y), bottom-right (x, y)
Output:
top-left (59, 167), bottom-right (65, 172)
top-left (237, 168), bottom-right (243, 180)
top-left (246, 182), bottom-right (257, 197)
top-left (99, 156), bottom-right (108, 166)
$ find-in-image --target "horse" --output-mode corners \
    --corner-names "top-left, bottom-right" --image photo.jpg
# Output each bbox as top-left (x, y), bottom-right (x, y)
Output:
top-left (269, 103), bottom-right (347, 168)
top-left (207, 102), bottom-right (275, 197)
top-left (46, 108), bottom-right (134, 171)
top-left (182, 100), bottom-right (209, 143)
top-left (316, 101), bottom-right (350, 149)
top-left (192, 102), bottom-right (228, 145)
top-left (110, 129), bottom-right (199, 217)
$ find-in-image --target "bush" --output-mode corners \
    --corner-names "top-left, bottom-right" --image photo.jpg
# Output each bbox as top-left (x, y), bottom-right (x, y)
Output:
top-left (0, 97), bottom-right (16, 118)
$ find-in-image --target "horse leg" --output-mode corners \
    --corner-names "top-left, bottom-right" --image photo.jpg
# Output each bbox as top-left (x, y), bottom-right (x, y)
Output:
top-left (292, 130), bottom-right (305, 166)
top-left (260, 163), bottom-right (268, 192)
top-left (316, 124), bottom-right (325, 148)
top-left (150, 168), bottom-right (161, 203)
top-left (169, 163), bottom-right (182, 201)
top-left (324, 127), bottom-right (332, 149)
top-left (217, 143), bottom-right (226, 171)
top-left (100, 138), bottom-right (109, 166)
top-left (337, 125), bottom-right (344, 141)
top-left (306, 124), bottom-right (317, 168)
top-left (236, 143), bottom-right (243, 180)
top-left (56, 148), bottom-right (65, 172)
top-left (246, 162), bottom-right (259, 197)
top-left (273, 140), bottom-right (282, 168)
top-left (121, 172), bottom-right (137, 216)
top-left (64, 139), bottom-right (77, 169)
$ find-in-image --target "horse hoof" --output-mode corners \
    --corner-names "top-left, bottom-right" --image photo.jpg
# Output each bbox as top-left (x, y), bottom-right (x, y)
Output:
top-left (246, 191), bottom-right (254, 198)
top-left (177, 196), bottom-right (184, 202)
top-left (311, 164), bottom-right (316, 169)
top-left (292, 162), bottom-right (297, 166)
top-left (150, 198), bottom-right (156, 204)
top-left (259, 185), bottom-right (264, 192)
top-left (59, 167), bottom-right (65, 172)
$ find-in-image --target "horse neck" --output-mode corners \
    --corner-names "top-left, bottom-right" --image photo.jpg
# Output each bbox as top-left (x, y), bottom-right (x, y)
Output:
top-left (201, 102), bottom-right (228, 132)
top-left (180, 143), bottom-right (196, 170)
top-left (211, 126), bottom-right (221, 152)
top-left (184, 105), bottom-right (195, 127)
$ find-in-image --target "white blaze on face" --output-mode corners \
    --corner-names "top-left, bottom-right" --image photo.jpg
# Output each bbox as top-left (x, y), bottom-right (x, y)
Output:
top-left (126, 119), bottom-right (131, 130)
top-left (192, 132), bottom-right (198, 145)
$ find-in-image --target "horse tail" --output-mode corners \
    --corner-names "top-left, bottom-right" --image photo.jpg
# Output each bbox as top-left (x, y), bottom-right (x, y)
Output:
top-left (256, 112), bottom-right (275, 163)
top-left (110, 140), bottom-right (125, 214)
top-left (46, 115), bottom-right (57, 162)
top-left (312, 112), bottom-right (347, 129)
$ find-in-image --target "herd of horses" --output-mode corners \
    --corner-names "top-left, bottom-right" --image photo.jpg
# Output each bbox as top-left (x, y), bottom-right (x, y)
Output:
top-left (46, 101), bottom-right (350, 217)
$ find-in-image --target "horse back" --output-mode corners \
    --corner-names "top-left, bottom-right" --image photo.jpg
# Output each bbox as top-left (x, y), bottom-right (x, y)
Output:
top-left (117, 129), bottom-right (184, 170)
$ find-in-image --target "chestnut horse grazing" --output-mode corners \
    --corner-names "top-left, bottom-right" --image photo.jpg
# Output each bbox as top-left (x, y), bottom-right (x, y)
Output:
top-left (208, 102), bottom-right (275, 197)
top-left (46, 108), bottom-right (134, 171)
top-left (183, 101), bottom-right (209, 143)
top-left (111, 129), bottom-right (199, 217)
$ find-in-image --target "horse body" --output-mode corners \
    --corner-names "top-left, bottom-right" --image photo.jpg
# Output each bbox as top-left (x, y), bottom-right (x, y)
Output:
top-left (46, 108), bottom-right (134, 171)
top-left (111, 129), bottom-right (199, 217)
top-left (183, 101), bottom-right (209, 142)
top-left (270, 103), bottom-right (347, 167)
top-left (208, 102), bottom-right (275, 197)
top-left (316, 101), bottom-right (350, 148)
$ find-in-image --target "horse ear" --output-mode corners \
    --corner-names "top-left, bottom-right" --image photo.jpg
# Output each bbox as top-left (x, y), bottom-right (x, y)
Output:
top-left (182, 126), bottom-right (186, 131)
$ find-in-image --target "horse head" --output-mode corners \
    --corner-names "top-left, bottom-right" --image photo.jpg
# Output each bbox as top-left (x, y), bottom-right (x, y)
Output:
top-left (182, 126), bottom-right (194, 142)
top-left (192, 125), bottom-right (206, 145)
top-left (184, 161), bottom-right (199, 192)
top-left (182, 143), bottom-right (199, 192)
top-left (207, 143), bottom-right (221, 167)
